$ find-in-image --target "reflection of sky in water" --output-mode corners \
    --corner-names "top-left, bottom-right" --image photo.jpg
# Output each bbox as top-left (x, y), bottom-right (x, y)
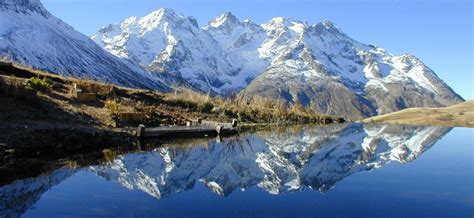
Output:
top-left (1, 124), bottom-right (472, 218)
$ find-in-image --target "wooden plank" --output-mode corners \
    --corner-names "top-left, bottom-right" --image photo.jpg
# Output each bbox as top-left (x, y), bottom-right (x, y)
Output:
top-left (118, 112), bottom-right (146, 122)
top-left (135, 119), bottom-right (238, 138)
top-left (75, 92), bottom-right (96, 102)
top-left (142, 125), bottom-right (237, 138)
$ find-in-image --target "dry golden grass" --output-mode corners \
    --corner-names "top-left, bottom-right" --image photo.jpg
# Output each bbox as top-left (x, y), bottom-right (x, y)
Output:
top-left (363, 101), bottom-right (474, 127)
top-left (165, 87), bottom-right (334, 124)
top-left (1, 61), bottom-right (342, 128)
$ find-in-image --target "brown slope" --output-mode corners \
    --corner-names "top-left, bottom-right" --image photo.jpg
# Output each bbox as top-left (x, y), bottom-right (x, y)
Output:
top-left (362, 100), bottom-right (474, 127)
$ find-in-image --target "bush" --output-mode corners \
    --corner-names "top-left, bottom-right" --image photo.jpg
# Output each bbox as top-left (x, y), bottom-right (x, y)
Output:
top-left (105, 99), bottom-right (120, 115)
top-left (97, 86), bottom-right (116, 99)
top-left (25, 77), bottom-right (52, 92)
top-left (167, 98), bottom-right (198, 110)
top-left (224, 109), bottom-right (237, 117)
top-left (237, 111), bottom-right (253, 122)
top-left (198, 102), bottom-right (214, 113)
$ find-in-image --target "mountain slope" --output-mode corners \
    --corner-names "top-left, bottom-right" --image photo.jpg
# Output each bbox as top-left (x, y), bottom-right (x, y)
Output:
top-left (93, 8), bottom-right (463, 119)
top-left (363, 100), bottom-right (474, 127)
top-left (0, 0), bottom-right (168, 90)
top-left (241, 21), bottom-right (463, 119)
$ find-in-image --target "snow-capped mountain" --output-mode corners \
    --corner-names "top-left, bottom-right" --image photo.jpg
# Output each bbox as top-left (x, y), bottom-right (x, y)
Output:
top-left (92, 9), bottom-right (239, 94)
top-left (90, 123), bottom-right (451, 199)
top-left (242, 20), bottom-right (464, 119)
top-left (0, 0), bottom-right (168, 90)
top-left (93, 8), bottom-right (463, 119)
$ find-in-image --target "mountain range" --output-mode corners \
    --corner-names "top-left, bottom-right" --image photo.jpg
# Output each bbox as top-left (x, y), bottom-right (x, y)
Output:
top-left (0, 1), bottom-right (464, 119)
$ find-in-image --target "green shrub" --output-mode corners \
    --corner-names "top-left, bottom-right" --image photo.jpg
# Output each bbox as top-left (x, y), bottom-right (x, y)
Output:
top-left (25, 77), bottom-right (52, 92)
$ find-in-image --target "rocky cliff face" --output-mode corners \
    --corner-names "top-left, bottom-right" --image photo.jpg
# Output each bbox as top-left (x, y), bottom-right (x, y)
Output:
top-left (93, 9), bottom-right (463, 119)
top-left (241, 20), bottom-right (463, 119)
top-left (0, 0), bottom-right (168, 90)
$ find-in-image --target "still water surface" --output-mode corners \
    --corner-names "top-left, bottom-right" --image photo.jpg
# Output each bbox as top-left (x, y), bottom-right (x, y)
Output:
top-left (1, 123), bottom-right (473, 217)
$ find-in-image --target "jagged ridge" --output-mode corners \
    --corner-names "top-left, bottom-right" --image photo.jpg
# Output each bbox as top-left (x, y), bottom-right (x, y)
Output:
top-left (93, 8), bottom-right (463, 119)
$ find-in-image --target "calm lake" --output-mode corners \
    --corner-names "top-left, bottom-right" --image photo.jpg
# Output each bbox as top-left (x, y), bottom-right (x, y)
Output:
top-left (1, 123), bottom-right (473, 217)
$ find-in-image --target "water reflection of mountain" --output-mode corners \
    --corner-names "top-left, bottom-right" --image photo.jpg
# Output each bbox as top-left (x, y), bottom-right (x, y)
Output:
top-left (0, 168), bottom-right (75, 218)
top-left (92, 123), bottom-right (451, 198)
top-left (0, 124), bottom-right (451, 217)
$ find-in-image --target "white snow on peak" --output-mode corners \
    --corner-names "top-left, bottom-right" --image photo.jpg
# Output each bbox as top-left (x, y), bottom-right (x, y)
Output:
top-left (208, 12), bottom-right (238, 28)
top-left (0, 1), bottom-right (167, 90)
top-left (91, 8), bottom-right (450, 97)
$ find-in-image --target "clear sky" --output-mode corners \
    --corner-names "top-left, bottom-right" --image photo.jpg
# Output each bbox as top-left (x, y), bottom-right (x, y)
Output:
top-left (42, 0), bottom-right (473, 99)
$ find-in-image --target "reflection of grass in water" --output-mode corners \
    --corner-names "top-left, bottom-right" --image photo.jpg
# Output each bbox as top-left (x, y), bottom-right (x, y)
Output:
top-left (102, 149), bottom-right (119, 162)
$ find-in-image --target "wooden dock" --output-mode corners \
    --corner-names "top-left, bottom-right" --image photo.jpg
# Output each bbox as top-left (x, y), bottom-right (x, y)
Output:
top-left (136, 119), bottom-right (238, 138)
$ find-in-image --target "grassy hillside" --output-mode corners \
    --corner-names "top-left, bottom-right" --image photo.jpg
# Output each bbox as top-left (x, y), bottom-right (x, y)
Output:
top-left (0, 62), bottom-right (344, 155)
top-left (363, 101), bottom-right (474, 127)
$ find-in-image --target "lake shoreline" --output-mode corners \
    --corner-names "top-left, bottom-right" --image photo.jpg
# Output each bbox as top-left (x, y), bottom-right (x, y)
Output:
top-left (0, 63), bottom-right (345, 157)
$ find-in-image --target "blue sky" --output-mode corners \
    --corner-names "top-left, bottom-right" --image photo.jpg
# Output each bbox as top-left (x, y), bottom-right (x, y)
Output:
top-left (42, 0), bottom-right (473, 99)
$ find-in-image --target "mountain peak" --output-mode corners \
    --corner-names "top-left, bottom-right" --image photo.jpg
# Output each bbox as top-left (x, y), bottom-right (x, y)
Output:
top-left (155, 8), bottom-right (177, 16)
top-left (134, 7), bottom-right (200, 31)
top-left (143, 8), bottom-right (179, 21)
top-left (311, 20), bottom-right (343, 35)
top-left (0, 0), bottom-right (49, 16)
top-left (264, 16), bottom-right (307, 29)
top-left (208, 11), bottom-right (240, 28)
top-left (322, 20), bottom-right (336, 29)
top-left (262, 17), bottom-right (307, 34)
